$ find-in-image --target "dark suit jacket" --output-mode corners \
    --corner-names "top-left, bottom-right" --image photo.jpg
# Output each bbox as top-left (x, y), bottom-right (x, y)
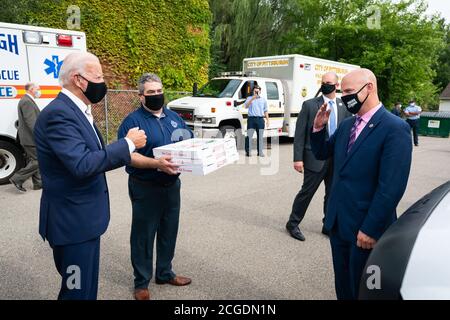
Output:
top-left (311, 106), bottom-right (412, 242)
top-left (34, 92), bottom-right (131, 246)
top-left (293, 96), bottom-right (351, 172)
top-left (17, 94), bottom-right (41, 146)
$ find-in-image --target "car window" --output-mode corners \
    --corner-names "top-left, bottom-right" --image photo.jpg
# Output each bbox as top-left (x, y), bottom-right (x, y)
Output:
top-left (239, 81), bottom-right (258, 99)
top-left (266, 82), bottom-right (279, 100)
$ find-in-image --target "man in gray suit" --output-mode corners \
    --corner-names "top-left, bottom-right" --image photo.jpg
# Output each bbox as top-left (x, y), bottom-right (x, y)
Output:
top-left (9, 82), bottom-right (42, 192)
top-left (286, 72), bottom-right (351, 241)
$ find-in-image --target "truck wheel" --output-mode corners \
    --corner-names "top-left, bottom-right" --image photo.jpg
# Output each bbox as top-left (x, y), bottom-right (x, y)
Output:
top-left (0, 141), bottom-right (26, 185)
top-left (218, 125), bottom-right (244, 150)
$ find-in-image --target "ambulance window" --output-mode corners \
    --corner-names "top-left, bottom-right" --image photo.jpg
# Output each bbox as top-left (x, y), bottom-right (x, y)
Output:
top-left (266, 82), bottom-right (279, 100)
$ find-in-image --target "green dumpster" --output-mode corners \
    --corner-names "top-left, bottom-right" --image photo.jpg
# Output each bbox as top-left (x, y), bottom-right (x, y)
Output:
top-left (419, 112), bottom-right (450, 138)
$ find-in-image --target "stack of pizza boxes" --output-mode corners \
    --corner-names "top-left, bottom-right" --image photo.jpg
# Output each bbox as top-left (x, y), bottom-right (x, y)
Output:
top-left (153, 138), bottom-right (239, 175)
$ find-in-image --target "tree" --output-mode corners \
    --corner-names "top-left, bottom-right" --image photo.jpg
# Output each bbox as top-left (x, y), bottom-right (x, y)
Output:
top-left (209, 0), bottom-right (293, 75)
top-left (210, 0), bottom-right (448, 109)
top-left (280, 0), bottom-right (446, 108)
top-left (433, 26), bottom-right (450, 94)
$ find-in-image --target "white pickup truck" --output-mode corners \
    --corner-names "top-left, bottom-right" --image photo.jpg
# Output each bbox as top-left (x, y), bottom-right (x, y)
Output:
top-left (168, 54), bottom-right (359, 144)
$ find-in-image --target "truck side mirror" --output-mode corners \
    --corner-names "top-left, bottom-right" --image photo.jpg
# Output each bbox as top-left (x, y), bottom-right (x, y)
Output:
top-left (193, 82), bottom-right (198, 96)
top-left (234, 100), bottom-right (245, 107)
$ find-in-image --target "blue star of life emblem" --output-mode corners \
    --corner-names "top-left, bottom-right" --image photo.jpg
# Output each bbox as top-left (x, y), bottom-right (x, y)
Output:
top-left (44, 55), bottom-right (63, 79)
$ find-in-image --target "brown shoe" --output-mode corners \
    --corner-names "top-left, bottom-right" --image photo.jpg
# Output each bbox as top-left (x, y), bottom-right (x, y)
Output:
top-left (156, 275), bottom-right (192, 286)
top-left (134, 288), bottom-right (150, 300)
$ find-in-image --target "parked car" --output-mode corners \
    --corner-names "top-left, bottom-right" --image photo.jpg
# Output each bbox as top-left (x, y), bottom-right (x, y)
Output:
top-left (359, 180), bottom-right (450, 299)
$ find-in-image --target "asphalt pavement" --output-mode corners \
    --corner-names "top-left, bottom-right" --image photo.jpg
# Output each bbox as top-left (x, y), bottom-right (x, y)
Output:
top-left (0, 136), bottom-right (449, 299)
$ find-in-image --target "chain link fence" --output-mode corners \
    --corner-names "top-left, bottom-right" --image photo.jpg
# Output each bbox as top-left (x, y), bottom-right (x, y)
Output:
top-left (92, 90), bottom-right (191, 144)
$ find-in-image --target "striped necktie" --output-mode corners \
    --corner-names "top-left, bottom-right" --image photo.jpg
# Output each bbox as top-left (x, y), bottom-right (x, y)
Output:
top-left (347, 116), bottom-right (362, 153)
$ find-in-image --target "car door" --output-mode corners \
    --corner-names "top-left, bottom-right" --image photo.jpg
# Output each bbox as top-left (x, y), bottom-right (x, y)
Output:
top-left (265, 80), bottom-right (284, 131)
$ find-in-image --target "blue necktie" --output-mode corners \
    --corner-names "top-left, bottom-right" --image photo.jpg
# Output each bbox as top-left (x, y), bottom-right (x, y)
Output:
top-left (329, 100), bottom-right (336, 135)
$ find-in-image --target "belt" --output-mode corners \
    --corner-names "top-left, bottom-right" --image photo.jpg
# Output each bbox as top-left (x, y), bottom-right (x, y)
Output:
top-left (129, 175), bottom-right (178, 188)
top-left (248, 116), bottom-right (264, 118)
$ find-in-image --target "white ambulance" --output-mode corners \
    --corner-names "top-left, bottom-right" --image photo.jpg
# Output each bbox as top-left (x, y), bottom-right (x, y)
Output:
top-left (167, 54), bottom-right (359, 144)
top-left (0, 22), bottom-right (86, 184)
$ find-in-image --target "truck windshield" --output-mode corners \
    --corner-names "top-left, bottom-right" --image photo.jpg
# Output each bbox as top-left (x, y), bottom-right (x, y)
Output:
top-left (195, 79), bottom-right (242, 98)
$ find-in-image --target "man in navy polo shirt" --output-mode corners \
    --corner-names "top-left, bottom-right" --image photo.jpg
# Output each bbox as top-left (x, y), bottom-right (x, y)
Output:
top-left (118, 73), bottom-right (193, 300)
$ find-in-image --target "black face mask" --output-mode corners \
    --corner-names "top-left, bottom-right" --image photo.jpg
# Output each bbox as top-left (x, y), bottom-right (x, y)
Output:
top-left (78, 75), bottom-right (107, 104)
top-left (321, 83), bottom-right (336, 95)
top-left (341, 83), bottom-right (370, 114)
top-left (144, 93), bottom-right (165, 111)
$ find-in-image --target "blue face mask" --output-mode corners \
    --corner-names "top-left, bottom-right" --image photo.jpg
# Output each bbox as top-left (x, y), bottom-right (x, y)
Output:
top-left (341, 83), bottom-right (370, 114)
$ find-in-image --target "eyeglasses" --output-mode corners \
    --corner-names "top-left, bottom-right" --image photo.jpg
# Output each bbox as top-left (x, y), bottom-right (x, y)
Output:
top-left (77, 74), bottom-right (104, 82)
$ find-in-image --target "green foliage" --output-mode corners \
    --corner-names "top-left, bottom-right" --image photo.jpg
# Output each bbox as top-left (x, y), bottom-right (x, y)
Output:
top-left (433, 26), bottom-right (450, 94)
top-left (2, 0), bottom-right (448, 108)
top-left (209, 0), bottom-right (289, 72)
top-left (1, 0), bottom-right (211, 91)
top-left (209, 0), bottom-right (448, 109)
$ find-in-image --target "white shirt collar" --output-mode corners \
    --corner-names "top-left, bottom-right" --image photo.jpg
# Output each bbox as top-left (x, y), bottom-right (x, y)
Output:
top-left (61, 88), bottom-right (89, 114)
top-left (322, 95), bottom-right (336, 105)
top-left (60, 88), bottom-right (101, 146)
top-left (26, 93), bottom-right (36, 103)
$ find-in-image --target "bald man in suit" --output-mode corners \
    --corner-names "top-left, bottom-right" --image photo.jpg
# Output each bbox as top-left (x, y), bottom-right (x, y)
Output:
top-left (311, 69), bottom-right (412, 299)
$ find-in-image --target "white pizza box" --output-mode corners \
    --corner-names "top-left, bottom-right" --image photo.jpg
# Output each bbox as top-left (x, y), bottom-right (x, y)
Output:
top-left (153, 138), bottom-right (225, 160)
top-left (176, 157), bottom-right (228, 176)
top-left (226, 152), bottom-right (239, 164)
top-left (223, 138), bottom-right (236, 149)
top-left (169, 153), bottom-right (220, 166)
top-left (153, 138), bottom-right (238, 175)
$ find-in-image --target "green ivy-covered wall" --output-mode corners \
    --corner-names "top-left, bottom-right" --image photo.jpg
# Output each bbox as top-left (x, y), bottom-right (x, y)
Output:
top-left (26, 0), bottom-right (211, 90)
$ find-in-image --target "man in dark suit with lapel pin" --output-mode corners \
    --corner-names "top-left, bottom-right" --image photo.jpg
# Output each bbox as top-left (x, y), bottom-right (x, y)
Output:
top-left (34, 52), bottom-right (147, 300)
top-left (311, 68), bottom-right (412, 300)
top-left (9, 82), bottom-right (42, 192)
top-left (286, 72), bottom-right (352, 241)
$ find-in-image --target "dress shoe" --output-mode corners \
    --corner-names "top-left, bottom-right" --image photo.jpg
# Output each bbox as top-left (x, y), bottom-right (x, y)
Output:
top-left (134, 288), bottom-right (150, 300)
top-left (9, 178), bottom-right (26, 192)
top-left (286, 224), bottom-right (305, 241)
top-left (245, 152), bottom-right (250, 157)
top-left (321, 226), bottom-right (330, 236)
top-left (156, 275), bottom-right (192, 286)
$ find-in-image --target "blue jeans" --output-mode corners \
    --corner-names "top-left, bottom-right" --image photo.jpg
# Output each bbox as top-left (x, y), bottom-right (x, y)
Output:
top-left (245, 117), bottom-right (265, 155)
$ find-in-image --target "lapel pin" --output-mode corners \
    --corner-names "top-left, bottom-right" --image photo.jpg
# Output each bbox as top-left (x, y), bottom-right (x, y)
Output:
top-left (369, 124), bottom-right (374, 128)
top-left (339, 103), bottom-right (342, 106)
